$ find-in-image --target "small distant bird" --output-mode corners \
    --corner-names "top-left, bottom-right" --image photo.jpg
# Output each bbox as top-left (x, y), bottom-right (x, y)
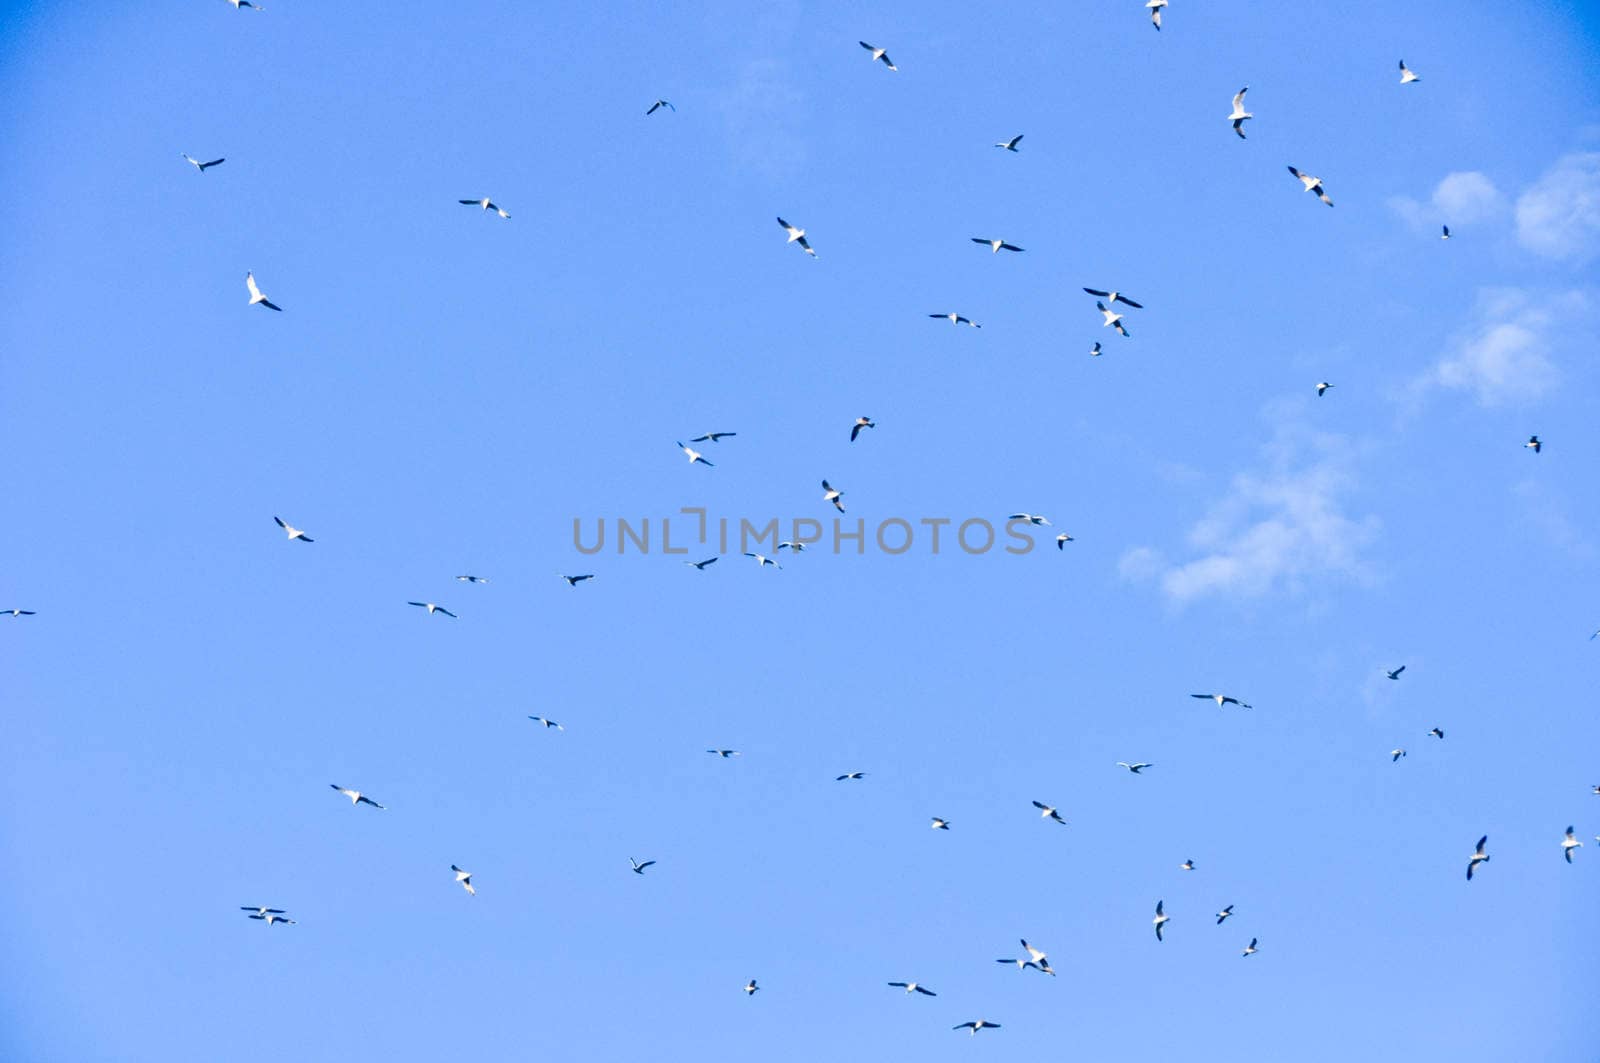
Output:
top-left (1153, 900), bottom-right (1170, 940)
top-left (685, 557), bottom-right (719, 570)
top-left (707, 749), bottom-right (741, 758)
top-left (1428, 727), bottom-right (1444, 740)
top-left (676, 441), bottom-right (714, 466)
top-left (929, 312), bottom-right (980, 328)
top-left (1441, 225), bottom-right (1451, 240)
top-left (850, 417), bottom-right (875, 442)
top-left (954, 1021), bottom-right (1000, 1036)
top-left (1287, 167), bottom-right (1334, 206)
top-left (1117, 762), bottom-right (1152, 774)
top-left (1227, 87), bottom-right (1252, 138)
top-left (273, 516), bottom-right (313, 542)
top-left (1525, 435), bottom-right (1542, 454)
top-left (858, 41), bottom-right (896, 70)
top-left (931, 817), bottom-right (950, 830)
top-left (1146, 0), bottom-right (1168, 31)
top-left (245, 271), bottom-right (282, 311)
top-left (995, 956), bottom-right (1051, 976)
top-left (744, 979), bottom-right (759, 996)
top-left (451, 865), bottom-right (475, 896)
top-left (1181, 859), bottom-right (1196, 871)
top-left (1399, 59), bottom-right (1420, 84)
top-left (971, 237), bottom-right (1024, 254)
top-left (1386, 666), bottom-right (1406, 680)
top-left (1191, 693), bottom-right (1252, 708)
top-left (1009, 513), bottom-right (1051, 526)
top-left (407, 601), bottom-right (456, 617)
top-left (776, 217), bottom-right (815, 257)
top-left (226, 0), bottom-right (263, 10)
top-left (455, 575), bottom-right (488, 584)
top-left (1317, 382), bottom-right (1335, 396)
top-left (1096, 302), bottom-right (1130, 337)
top-left (1055, 533), bottom-right (1074, 549)
top-left (4, 609), bottom-right (36, 617)
top-left (559, 574), bottom-right (595, 586)
top-left (1242, 938), bottom-right (1259, 957)
top-left (1090, 342), bottom-right (1103, 357)
top-left (1031, 801), bottom-right (1067, 825)
top-left (995, 135), bottom-right (1024, 152)
top-left (822, 480), bottom-right (845, 513)
top-left (777, 541), bottom-right (807, 552)
top-left (743, 552), bottom-right (781, 569)
top-left (459, 197), bottom-right (510, 218)
top-left (528, 716), bottom-right (563, 731)
top-left (689, 431), bottom-right (736, 443)
top-left (629, 857), bottom-right (655, 875)
top-left (182, 153), bottom-right (225, 172)
top-left (888, 981), bottom-right (936, 996)
top-left (646, 99), bottom-right (675, 115)
top-left (1562, 827), bottom-right (1583, 863)
top-left (1592, 784), bottom-right (1600, 794)
top-left (1391, 748), bottom-right (1407, 762)
top-left (1216, 905), bottom-right (1234, 925)
top-left (1083, 288), bottom-right (1144, 309)
top-left (1020, 940), bottom-right (1050, 967)
top-left (330, 785), bottom-right (385, 810)
top-left (1467, 835), bottom-right (1490, 880)
top-left (241, 906), bottom-right (293, 925)
top-left (836, 771), bottom-right (866, 781)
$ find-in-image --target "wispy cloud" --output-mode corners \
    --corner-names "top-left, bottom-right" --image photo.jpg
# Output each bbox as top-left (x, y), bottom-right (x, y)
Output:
top-left (1121, 413), bottom-right (1378, 604)
top-left (1515, 152), bottom-right (1600, 263)
top-left (1388, 171), bottom-right (1505, 232)
top-left (1421, 288), bottom-right (1588, 407)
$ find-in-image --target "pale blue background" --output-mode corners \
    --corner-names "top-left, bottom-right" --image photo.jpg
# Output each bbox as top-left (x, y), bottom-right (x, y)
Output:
top-left (2, 1), bottom-right (1598, 1060)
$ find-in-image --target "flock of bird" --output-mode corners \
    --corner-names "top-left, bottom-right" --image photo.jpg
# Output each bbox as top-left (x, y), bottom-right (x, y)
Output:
top-left (9, 7), bottom-right (1592, 1045)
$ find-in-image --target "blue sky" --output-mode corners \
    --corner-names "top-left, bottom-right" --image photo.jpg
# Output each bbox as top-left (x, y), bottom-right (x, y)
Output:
top-left (2, 1), bottom-right (1598, 1059)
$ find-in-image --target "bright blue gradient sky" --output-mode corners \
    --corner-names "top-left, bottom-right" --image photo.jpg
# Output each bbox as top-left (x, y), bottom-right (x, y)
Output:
top-left (3, 1), bottom-right (1599, 1060)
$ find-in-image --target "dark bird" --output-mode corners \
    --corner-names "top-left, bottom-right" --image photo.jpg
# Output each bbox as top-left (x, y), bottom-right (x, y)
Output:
top-left (972, 237), bottom-right (1024, 253)
top-left (836, 771), bottom-right (866, 781)
top-left (407, 601), bottom-right (457, 617)
top-left (1466, 835), bottom-right (1490, 880)
top-left (1386, 666), bottom-right (1406, 680)
top-left (1428, 727), bottom-right (1444, 739)
top-left (685, 557), bottom-right (719, 570)
top-left (630, 857), bottom-right (656, 875)
top-left (850, 417), bottom-right (875, 442)
top-left (1083, 288), bottom-right (1144, 309)
top-left (1526, 435), bottom-right (1542, 453)
top-left (1216, 905), bottom-right (1234, 925)
top-left (690, 431), bottom-right (736, 443)
top-left (559, 574), bottom-right (594, 587)
top-left (182, 153), bottom-right (225, 172)
top-left (646, 99), bottom-right (675, 115)
top-left (995, 134), bottom-right (1024, 152)
top-left (888, 981), bottom-right (937, 996)
top-left (953, 1021), bottom-right (1000, 1036)
top-left (1031, 800), bottom-right (1067, 825)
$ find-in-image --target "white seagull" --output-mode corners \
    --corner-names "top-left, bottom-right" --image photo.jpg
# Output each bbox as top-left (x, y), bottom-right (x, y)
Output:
top-left (1146, 0), bottom-right (1168, 30)
top-left (1117, 762), bottom-right (1152, 774)
top-left (858, 41), bottom-right (897, 71)
top-left (972, 237), bottom-right (1024, 254)
top-left (1287, 167), bottom-right (1334, 206)
top-left (1525, 435), bottom-right (1542, 454)
top-left (1055, 533), bottom-right (1074, 549)
top-left (1317, 381), bottom-right (1335, 396)
top-left (676, 441), bottom-right (714, 466)
top-left (929, 312), bottom-right (980, 328)
top-left (1031, 801), bottom-right (1067, 825)
top-left (776, 217), bottom-right (815, 257)
top-left (459, 197), bottom-right (510, 218)
top-left (995, 134), bottom-right (1024, 152)
top-left (689, 431), bottom-right (737, 443)
top-left (1096, 302), bottom-right (1130, 337)
top-left (954, 1021), bottom-right (1000, 1036)
top-left (930, 817), bottom-right (950, 830)
top-left (273, 516), bottom-right (313, 542)
top-left (1090, 341), bottom-right (1103, 357)
top-left (455, 575), bottom-right (489, 584)
top-left (1216, 905), bottom-right (1234, 925)
top-left (743, 552), bottom-right (782, 569)
top-left (822, 480), bottom-right (845, 513)
top-left (226, 0), bottom-right (263, 10)
top-left (888, 981), bottom-right (936, 996)
top-left (1020, 939), bottom-right (1051, 968)
top-left (407, 601), bottom-right (457, 617)
top-left (5, 609), bottom-right (36, 617)
top-left (1228, 87), bottom-right (1253, 138)
top-left (1153, 900), bottom-right (1170, 940)
top-left (1562, 827), bottom-right (1583, 863)
top-left (851, 417), bottom-right (875, 442)
top-left (744, 979), bottom-right (759, 996)
top-left (1391, 748), bottom-right (1407, 762)
top-left (245, 271), bottom-right (282, 311)
top-left (241, 906), bottom-right (293, 925)
top-left (1191, 693), bottom-right (1252, 708)
top-left (1466, 835), bottom-right (1490, 880)
top-left (777, 541), bottom-right (807, 552)
top-left (451, 865), bottom-right (475, 896)
top-left (1009, 513), bottom-right (1051, 526)
top-left (1399, 60), bottom-right (1420, 84)
top-left (1242, 938), bottom-right (1259, 957)
top-left (1181, 859), bottom-right (1196, 871)
top-left (706, 749), bottom-right (741, 758)
top-left (1084, 287), bottom-right (1144, 309)
top-left (629, 857), bottom-right (656, 875)
top-left (182, 153), bottom-right (225, 172)
top-left (330, 785), bottom-right (385, 809)
top-left (528, 716), bottom-right (563, 731)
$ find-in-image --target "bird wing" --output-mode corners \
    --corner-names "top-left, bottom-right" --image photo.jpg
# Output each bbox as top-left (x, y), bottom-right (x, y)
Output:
top-left (1233, 87), bottom-right (1248, 110)
top-left (246, 273), bottom-right (262, 299)
top-left (970, 237), bottom-right (991, 246)
top-left (999, 243), bottom-right (1023, 252)
top-left (1476, 835), bottom-right (1488, 853)
top-left (1116, 295), bottom-right (1144, 308)
top-left (1287, 166), bottom-right (1303, 179)
top-left (437, 608), bottom-right (457, 617)
top-left (776, 217), bottom-right (792, 231)
top-left (260, 299), bottom-right (282, 311)
top-left (1031, 800), bottom-right (1047, 809)
top-left (915, 986), bottom-right (936, 995)
top-left (203, 158), bottom-right (225, 168)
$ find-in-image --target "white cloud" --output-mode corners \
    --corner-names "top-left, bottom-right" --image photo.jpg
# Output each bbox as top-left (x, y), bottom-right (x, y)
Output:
top-left (1122, 419), bottom-right (1378, 604)
top-left (1515, 152), bottom-right (1600, 262)
top-left (1388, 170), bottom-right (1504, 231)
top-left (1426, 288), bottom-right (1584, 406)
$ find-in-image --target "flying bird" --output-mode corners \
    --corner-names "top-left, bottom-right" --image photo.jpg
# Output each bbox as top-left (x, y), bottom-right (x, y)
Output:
top-left (273, 516), bottom-right (313, 542)
top-left (929, 312), bottom-right (980, 328)
top-left (776, 217), bottom-right (816, 257)
top-left (685, 557), bottom-right (719, 570)
top-left (1398, 59), bottom-right (1420, 84)
top-left (1386, 666), bottom-right (1406, 680)
top-left (930, 817), bottom-right (950, 830)
top-left (676, 441), bottom-right (714, 466)
top-left (455, 575), bottom-right (489, 584)
top-left (1117, 762), bottom-right (1152, 774)
top-left (743, 552), bottom-right (782, 569)
top-left (1227, 87), bottom-right (1253, 138)
top-left (330, 785), bottom-right (385, 809)
top-left (1242, 938), bottom-right (1259, 957)
top-left (241, 907), bottom-right (293, 925)
top-left (1428, 727), bottom-right (1444, 740)
top-left (1096, 302), bottom-right (1130, 337)
top-left (1020, 940), bottom-right (1050, 967)
top-left (629, 857), bottom-right (655, 875)
top-left (1146, 0), bottom-right (1167, 30)
top-left (226, 0), bottom-right (263, 10)
top-left (850, 417), bottom-right (875, 442)
top-left (1466, 835), bottom-right (1490, 880)
top-left (245, 271), bottom-right (282, 311)
top-left (1084, 288), bottom-right (1144, 309)
top-left (836, 771), bottom-right (866, 781)
top-left (1391, 748), bottom-right (1407, 762)
top-left (858, 41), bottom-right (896, 70)
top-left (689, 431), bottom-right (736, 443)
top-left (407, 602), bottom-right (457, 617)
top-left (459, 197), bottom-right (510, 218)
top-left (1181, 859), bottom-right (1196, 871)
top-left (744, 979), bottom-right (759, 996)
top-left (953, 1021), bottom-right (1000, 1036)
top-left (995, 135), bottom-right (1024, 152)
top-left (1562, 827), bottom-right (1583, 863)
top-left (559, 574), bottom-right (595, 586)
top-left (451, 865), bottom-right (475, 896)
top-left (1055, 533), bottom-right (1074, 549)
top-left (182, 153), bottom-right (225, 172)
top-left (776, 541), bottom-right (807, 552)
top-left (887, 981), bottom-right (936, 996)
top-left (528, 716), bottom-right (563, 731)
top-left (1525, 435), bottom-right (1542, 453)
top-left (1191, 693), bottom-right (1252, 708)
top-left (1009, 513), bottom-right (1051, 526)
top-left (995, 956), bottom-right (1051, 976)
top-left (1216, 905), bottom-right (1234, 925)
top-left (1031, 801), bottom-right (1067, 825)
top-left (972, 237), bottom-right (1024, 254)
top-left (1287, 167), bottom-right (1334, 206)
top-left (1090, 342), bottom-right (1103, 357)
top-left (1153, 900), bottom-right (1170, 941)
top-left (821, 480), bottom-right (845, 513)
top-left (706, 749), bottom-right (741, 758)
top-left (4, 609), bottom-right (36, 617)
top-left (645, 99), bottom-right (675, 115)
top-left (1441, 225), bottom-right (1451, 240)
top-left (1317, 381), bottom-right (1335, 396)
